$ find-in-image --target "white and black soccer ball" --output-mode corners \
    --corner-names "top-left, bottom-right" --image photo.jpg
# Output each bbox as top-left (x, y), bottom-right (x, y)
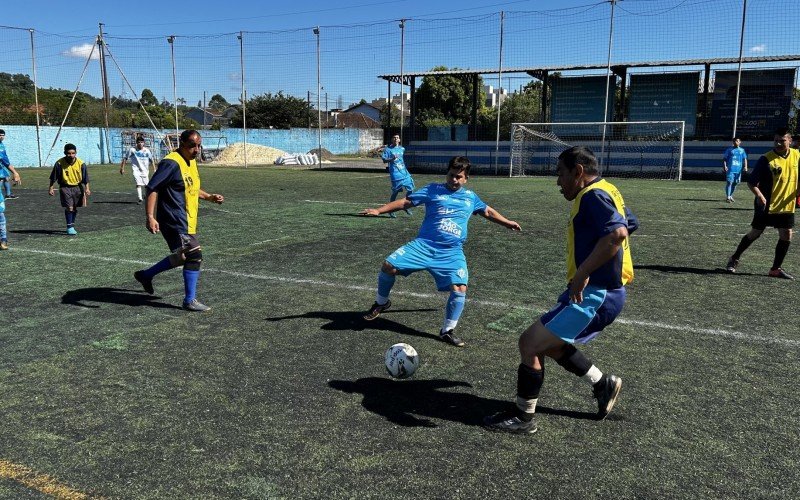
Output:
top-left (384, 343), bottom-right (420, 379)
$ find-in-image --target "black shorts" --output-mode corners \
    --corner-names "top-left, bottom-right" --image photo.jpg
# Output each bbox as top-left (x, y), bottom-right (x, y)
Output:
top-left (59, 186), bottom-right (85, 208)
top-left (751, 210), bottom-right (795, 230)
top-left (160, 226), bottom-right (200, 253)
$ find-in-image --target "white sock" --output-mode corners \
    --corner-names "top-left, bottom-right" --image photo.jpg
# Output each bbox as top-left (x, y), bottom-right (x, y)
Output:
top-left (583, 365), bottom-right (603, 385)
top-left (515, 396), bottom-right (538, 414)
top-left (136, 186), bottom-right (143, 200)
top-left (375, 294), bottom-right (389, 305)
top-left (442, 319), bottom-right (458, 333)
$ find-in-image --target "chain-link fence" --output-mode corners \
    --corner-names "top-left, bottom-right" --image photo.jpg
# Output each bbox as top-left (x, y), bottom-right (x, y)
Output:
top-left (1, 0), bottom-right (798, 167)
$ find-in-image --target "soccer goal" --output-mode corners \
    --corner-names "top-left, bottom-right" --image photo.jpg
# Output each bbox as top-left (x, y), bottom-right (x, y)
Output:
top-left (509, 121), bottom-right (685, 180)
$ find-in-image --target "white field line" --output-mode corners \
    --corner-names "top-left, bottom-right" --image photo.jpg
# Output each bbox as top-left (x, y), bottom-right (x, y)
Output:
top-left (11, 247), bottom-right (798, 348)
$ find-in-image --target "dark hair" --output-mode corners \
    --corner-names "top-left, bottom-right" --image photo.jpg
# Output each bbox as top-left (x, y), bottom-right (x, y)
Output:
top-left (64, 143), bottom-right (77, 153)
top-left (0, 129), bottom-right (5, 134)
top-left (774, 126), bottom-right (790, 138)
top-left (447, 156), bottom-right (471, 175)
top-left (136, 135), bottom-right (145, 142)
top-left (558, 146), bottom-right (598, 174)
top-left (732, 137), bottom-right (741, 142)
top-left (179, 129), bottom-right (200, 144)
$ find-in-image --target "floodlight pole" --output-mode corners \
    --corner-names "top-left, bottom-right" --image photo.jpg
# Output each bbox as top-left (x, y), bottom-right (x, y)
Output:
top-left (239, 31), bottom-right (248, 168)
top-left (494, 11), bottom-right (505, 174)
top-left (98, 23), bottom-right (113, 164)
top-left (29, 28), bottom-right (43, 167)
top-left (600, 0), bottom-right (617, 170)
top-left (168, 35), bottom-right (179, 141)
top-left (732, 0), bottom-right (747, 138)
top-left (399, 19), bottom-right (405, 143)
top-left (314, 26), bottom-right (322, 168)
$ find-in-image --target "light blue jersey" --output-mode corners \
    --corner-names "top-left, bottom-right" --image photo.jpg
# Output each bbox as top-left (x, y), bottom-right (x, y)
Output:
top-left (382, 145), bottom-right (410, 182)
top-left (408, 183), bottom-right (488, 247)
top-left (0, 189), bottom-right (5, 212)
top-left (723, 146), bottom-right (747, 174)
top-left (0, 142), bottom-right (10, 179)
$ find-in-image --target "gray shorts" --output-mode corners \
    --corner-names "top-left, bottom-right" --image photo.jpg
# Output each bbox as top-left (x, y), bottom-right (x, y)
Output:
top-left (59, 186), bottom-right (85, 208)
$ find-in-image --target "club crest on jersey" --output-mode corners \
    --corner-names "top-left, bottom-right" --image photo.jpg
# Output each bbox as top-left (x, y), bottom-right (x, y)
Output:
top-left (456, 268), bottom-right (466, 279)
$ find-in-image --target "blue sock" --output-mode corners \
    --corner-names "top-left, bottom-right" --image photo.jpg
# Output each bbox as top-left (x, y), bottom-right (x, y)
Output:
top-left (442, 291), bottom-right (466, 332)
top-left (725, 182), bottom-right (733, 198)
top-left (730, 183), bottom-right (737, 196)
top-left (183, 269), bottom-right (200, 303)
top-left (0, 212), bottom-right (6, 241)
top-left (142, 256), bottom-right (173, 279)
top-left (65, 210), bottom-right (75, 227)
top-left (376, 271), bottom-right (395, 304)
top-left (3, 180), bottom-right (10, 196)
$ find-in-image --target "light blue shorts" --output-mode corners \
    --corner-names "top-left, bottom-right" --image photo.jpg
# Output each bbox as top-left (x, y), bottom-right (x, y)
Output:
top-left (540, 285), bottom-right (626, 344)
top-left (726, 171), bottom-right (742, 184)
top-left (386, 238), bottom-right (468, 291)
top-left (0, 166), bottom-right (9, 179)
top-left (391, 176), bottom-right (415, 193)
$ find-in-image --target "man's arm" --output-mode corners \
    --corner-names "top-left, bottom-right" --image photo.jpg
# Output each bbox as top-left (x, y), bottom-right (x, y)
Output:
top-left (48, 164), bottom-right (58, 196)
top-left (569, 226), bottom-right (628, 303)
top-left (199, 189), bottom-right (224, 204)
top-left (6, 164), bottom-right (20, 184)
top-left (360, 198), bottom-right (412, 216)
top-left (81, 164), bottom-right (91, 196)
top-left (748, 157), bottom-right (767, 206)
top-left (119, 155), bottom-right (127, 174)
top-left (145, 190), bottom-right (159, 234)
top-left (478, 206), bottom-right (521, 231)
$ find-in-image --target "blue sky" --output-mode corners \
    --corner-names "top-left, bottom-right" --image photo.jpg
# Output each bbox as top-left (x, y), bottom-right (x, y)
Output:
top-left (1, 0), bottom-right (795, 110)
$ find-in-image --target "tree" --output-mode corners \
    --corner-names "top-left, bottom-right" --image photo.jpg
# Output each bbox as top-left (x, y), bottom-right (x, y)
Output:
top-left (231, 91), bottom-right (311, 129)
top-left (480, 81), bottom-right (544, 138)
top-left (415, 66), bottom-right (486, 127)
top-left (140, 88), bottom-right (158, 107)
top-left (209, 93), bottom-right (229, 110)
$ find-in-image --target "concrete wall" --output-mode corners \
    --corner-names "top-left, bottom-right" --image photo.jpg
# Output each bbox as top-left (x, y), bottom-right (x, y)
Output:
top-left (1, 125), bottom-right (383, 166)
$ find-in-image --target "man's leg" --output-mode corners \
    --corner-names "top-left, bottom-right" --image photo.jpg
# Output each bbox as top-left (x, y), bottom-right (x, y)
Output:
top-left (769, 228), bottom-right (793, 279)
top-left (0, 212), bottom-right (7, 249)
top-left (388, 188), bottom-right (400, 218)
top-left (65, 207), bottom-right (77, 235)
top-left (439, 284), bottom-right (467, 347)
top-left (364, 261), bottom-right (398, 320)
top-left (729, 178), bottom-right (738, 200)
top-left (728, 227), bottom-right (763, 272)
top-left (181, 239), bottom-right (208, 311)
top-left (725, 181), bottom-right (733, 200)
top-left (135, 230), bottom-right (184, 295)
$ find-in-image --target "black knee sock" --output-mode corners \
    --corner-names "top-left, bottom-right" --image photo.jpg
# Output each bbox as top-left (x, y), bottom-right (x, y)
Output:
top-left (554, 344), bottom-right (592, 377)
top-left (772, 240), bottom-right (791, 270)
top-left (732, 234), bottom-right (756, 260)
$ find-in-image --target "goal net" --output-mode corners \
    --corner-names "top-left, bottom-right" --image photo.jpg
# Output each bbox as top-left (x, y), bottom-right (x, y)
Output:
top-left (509, 121), bottom-right (685, 180)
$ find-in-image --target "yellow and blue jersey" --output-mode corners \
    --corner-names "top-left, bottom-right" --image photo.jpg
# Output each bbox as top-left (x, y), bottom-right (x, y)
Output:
top-left (49, 157), bottom-right (88, 187)
top-left (748, 149), bottom-right (799, 215)
top-left (567, 178), bottom-right (636, 289)
top-left (147, 152), bottom-right (201, 234)
top-left (407, 183), bottom-right (487, 248)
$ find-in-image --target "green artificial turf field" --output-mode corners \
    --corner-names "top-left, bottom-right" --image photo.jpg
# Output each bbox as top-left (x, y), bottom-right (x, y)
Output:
top-left (0, 164), bottom-right (797, 498)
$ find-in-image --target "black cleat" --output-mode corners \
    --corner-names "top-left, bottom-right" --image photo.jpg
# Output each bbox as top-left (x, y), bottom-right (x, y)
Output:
top-left (363, 300), bottom-right (391, 321)
top-left (725, 256), bottom-right (739, 273)
top-left (483, 410), bottom-right (538, 434)
top-left (134, 270), bottom-right (154, 295)
top-left (183, 299), bottom-right (211, 312)
top-left (5, 194), bottom-right (18, 199)
top-left (593, 374), bottom-right (622, 419)
top-left (439, 329), bottom-right (465, 347)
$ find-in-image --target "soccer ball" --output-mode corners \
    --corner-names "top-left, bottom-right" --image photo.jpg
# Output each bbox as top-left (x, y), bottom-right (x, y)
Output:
top-left (384, 343), bottom-right (420, 379)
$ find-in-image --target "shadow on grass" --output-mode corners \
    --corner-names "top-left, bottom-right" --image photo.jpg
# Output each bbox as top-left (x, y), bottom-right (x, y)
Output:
top-left (329, 377), bottom-right (511, 427)
top-left (62, 287), bottom-right (181, 309)
top-left (636, 264), bottom-right (746, 276)
top-left (715, 207), bottom-right (751, 211)
top-left (265, 309), bottom-right (438, 341)
top-left (324, 212), bottom-right (372, 218)
top-left (676, 198), bottom-right (726, 203)
top-left (11, 229), bottom-right (65, 235)
top-left (93, 200), bottom-right (138, 205)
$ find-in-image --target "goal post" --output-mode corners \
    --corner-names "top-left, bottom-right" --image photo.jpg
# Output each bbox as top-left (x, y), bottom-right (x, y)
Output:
top-left (509, 121), bottom-right (685, 180)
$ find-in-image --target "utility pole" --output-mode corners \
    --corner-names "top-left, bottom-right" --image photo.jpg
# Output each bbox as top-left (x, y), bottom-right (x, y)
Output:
top-left (98, 23), bottom-right (113, 163)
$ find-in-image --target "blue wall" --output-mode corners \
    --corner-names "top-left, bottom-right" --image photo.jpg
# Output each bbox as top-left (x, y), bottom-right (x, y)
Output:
top-left (1, 125), bottom-right (368, 166)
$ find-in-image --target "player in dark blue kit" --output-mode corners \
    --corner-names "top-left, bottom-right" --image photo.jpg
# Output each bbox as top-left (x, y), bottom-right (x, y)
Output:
top-left (360, 156), bottom-right (521, 346)
top-left (484, 146), bottom-right (638, 434)
top-left (134, 130), bottom-right (224, 311)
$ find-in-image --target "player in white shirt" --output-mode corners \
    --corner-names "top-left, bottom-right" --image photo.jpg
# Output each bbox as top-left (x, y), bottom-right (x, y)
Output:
top-left (120, 136), bottom-right (156, 204)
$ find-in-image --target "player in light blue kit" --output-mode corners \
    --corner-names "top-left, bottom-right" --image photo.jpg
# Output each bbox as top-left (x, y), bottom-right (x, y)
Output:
top-left (723, 137), bottom-right (748, 203)
top-left (0, 129), bottom-right (22, 199)
top-left (0, 189), bottom-right (7, 250)
top-left (360, 156), bottom-right (521, 346)
top-left (381, 134), bottom-right (414, 218)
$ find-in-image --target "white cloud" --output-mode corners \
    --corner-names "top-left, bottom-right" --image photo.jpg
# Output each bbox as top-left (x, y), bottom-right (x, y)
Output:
top-left (62, 43), bottom-right (100, 60)
top-left (749, 44), bottom-right (766, 53)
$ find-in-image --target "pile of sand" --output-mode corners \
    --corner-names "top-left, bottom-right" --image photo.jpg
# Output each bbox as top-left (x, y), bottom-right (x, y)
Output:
top-left (211, 142), bottom-right (288, 165)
